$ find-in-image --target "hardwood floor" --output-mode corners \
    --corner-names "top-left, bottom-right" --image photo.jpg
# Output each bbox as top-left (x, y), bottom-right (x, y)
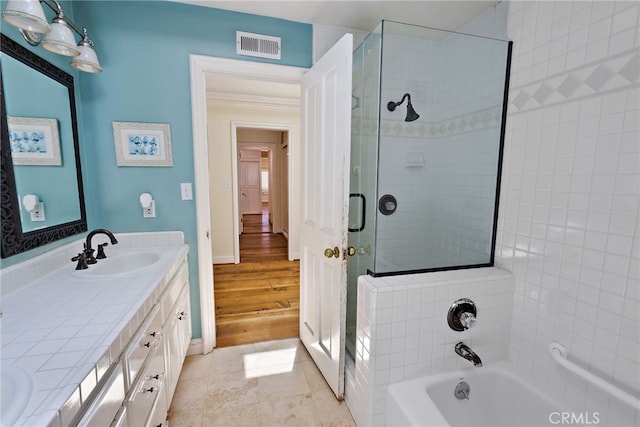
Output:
top-left (214, 207), bottom-right (300, 347)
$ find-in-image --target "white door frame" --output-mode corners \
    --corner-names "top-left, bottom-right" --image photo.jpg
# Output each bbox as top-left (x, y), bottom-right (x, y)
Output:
top-left (232, 123), bottom-right (294, 263)
top-left (189, 55), bottom-right (305, 354)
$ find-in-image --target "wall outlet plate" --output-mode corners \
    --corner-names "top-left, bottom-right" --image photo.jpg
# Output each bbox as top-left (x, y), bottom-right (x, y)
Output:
top-left (143, 201), bottom-right (156, 218)
top-left (30, 202), bottom-right (46, 222)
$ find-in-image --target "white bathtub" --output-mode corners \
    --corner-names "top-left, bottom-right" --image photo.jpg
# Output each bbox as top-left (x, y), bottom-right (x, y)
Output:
top-left (385, 362), bottom-right (569, 427)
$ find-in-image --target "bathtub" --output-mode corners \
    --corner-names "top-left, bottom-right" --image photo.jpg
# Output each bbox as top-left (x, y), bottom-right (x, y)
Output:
top-left (385, 362), bottom-right (568, 427)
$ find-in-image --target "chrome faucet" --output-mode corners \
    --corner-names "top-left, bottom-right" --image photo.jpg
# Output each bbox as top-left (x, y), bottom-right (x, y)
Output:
top-left (455, 342), bottom-right (482, 367)
top-left (84, 229), bottom-right (118, 264)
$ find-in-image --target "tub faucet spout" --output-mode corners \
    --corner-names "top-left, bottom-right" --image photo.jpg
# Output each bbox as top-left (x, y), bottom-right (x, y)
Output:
top-left (455, 342), bottom-right (482, 367)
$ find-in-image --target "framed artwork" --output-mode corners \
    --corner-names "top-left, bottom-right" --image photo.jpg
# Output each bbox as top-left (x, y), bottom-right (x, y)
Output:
top-left (112, 121), bottom-right (173, 167)
top-left (8, 116), bottom-right (62, 166)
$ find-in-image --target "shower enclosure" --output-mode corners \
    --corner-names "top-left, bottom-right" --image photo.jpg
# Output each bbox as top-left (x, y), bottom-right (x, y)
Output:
top-left (346, 21), bottom-right (512, 360)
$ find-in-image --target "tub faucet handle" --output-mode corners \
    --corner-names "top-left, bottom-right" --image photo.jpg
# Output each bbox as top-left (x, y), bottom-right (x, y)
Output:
top-left (460, 312), bottom-right (476, 329)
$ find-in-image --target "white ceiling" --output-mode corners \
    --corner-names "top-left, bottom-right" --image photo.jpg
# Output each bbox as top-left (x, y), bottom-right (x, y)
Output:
top-left (174, 0), bottom-right (499, 33)
top-left (192, 1), bottom-right (501, 99)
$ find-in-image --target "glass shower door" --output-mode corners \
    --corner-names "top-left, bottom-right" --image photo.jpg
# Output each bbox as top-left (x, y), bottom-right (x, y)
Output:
top-left (346, 26), bottom-right (382, 361)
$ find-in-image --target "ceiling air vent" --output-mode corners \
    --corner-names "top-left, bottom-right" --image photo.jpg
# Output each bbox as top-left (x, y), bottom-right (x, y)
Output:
top-left (236, 31), bottom-right (281, 60)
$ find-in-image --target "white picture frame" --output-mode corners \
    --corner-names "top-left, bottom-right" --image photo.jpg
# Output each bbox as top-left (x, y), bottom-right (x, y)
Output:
top-left (112, 121), bottom-right (173, 167)
top-left (8, 116), bottom-right (62, 166)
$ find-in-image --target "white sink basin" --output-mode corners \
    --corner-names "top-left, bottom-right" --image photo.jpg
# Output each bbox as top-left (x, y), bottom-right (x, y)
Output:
top-left (74, 252), bottom-right (161, 277)
top-left (1, 365), bottom-right (33, 426)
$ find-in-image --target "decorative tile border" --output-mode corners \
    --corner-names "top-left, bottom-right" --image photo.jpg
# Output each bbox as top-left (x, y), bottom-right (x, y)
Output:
top-left (509, 48), bottom-right (639, 114)
top-left (352, 105), bottom-right (503, 140)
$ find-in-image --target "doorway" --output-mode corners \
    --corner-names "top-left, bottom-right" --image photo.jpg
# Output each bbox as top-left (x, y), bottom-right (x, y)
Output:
top-left (232, 127), bottom-right (291, 261)
top-left (190, 34), bottom-right (352, 398)
top-left (213, 127), bottom-right (300, 347)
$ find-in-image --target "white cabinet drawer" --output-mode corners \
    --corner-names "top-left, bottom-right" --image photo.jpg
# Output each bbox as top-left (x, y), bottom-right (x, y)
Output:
top-left (77, 362), bottom-right (125, 427)
top-left (126, 345), bottom-right (166, 427)
top-left (124, 305), bottom-right (163, 389)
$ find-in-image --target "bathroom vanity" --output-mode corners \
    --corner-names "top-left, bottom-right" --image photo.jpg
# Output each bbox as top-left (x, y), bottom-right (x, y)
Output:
top-left (0, 231), bottom-right (191, 427)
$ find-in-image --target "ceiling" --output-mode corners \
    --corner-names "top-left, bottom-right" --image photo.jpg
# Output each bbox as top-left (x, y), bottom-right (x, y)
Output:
top-left (174, 0), bottom-right (500, 33)
top-left (192, 1), bottom-right (501, 99)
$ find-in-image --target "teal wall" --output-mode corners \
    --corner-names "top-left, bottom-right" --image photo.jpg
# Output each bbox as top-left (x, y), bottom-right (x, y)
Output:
top-left (1, 1), bottom-right (312, 340)
top-left (71, 1), bottom-right (312, 339)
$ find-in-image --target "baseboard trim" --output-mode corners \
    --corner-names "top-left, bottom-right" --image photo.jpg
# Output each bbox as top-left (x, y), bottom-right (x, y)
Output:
top-left (213, 256), bottom-right (235, 264)
top-left (188, 338), bottom-right (204, 355)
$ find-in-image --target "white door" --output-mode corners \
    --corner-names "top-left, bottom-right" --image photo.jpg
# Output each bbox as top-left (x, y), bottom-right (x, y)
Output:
top-left (299, 34), bottom-right (353, 399)
top-left (239, 150), bottom-right (262, 214)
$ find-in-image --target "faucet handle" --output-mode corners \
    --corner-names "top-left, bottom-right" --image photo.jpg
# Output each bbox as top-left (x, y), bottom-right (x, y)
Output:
top-left (71, 253), bottom-right (88, 270)
top-left (96, 243), bottom-right (109, 259)
top-left (460, 312), bottom-right (477, 329)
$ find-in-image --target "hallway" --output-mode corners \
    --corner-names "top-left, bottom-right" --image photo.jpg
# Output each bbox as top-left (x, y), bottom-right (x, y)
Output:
top-left (214, 207), bottom-right (300, 347)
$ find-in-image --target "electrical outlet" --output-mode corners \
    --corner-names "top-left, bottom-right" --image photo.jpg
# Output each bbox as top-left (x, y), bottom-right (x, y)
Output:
top-left (143, 201), bottom-right (156, 218)
top-left (30, 203), bottom-right (46, 222)
top-left (181, 182), bottom-right (193, 200)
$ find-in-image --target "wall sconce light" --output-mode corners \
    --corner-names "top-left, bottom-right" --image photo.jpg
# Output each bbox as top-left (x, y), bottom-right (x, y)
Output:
top-left (22, 194), bottom-right (46, 221)
top-left (2, 0), bottom-right (102, 73)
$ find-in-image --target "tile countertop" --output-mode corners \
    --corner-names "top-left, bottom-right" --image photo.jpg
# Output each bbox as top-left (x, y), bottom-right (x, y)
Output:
top-left (0, 232), bottom-right (189, 427)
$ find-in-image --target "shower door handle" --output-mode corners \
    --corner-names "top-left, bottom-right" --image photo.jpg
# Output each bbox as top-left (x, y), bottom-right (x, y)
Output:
top-left (349, 193), bottom-right (366, 232)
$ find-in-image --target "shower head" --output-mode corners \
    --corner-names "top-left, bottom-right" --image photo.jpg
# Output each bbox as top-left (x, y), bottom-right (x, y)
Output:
top-left (387, 93), bottom-right (420, 122)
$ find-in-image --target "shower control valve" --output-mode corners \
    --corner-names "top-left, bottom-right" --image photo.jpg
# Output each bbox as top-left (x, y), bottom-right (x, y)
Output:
top-left (448, 298), bottom-right (477, 332)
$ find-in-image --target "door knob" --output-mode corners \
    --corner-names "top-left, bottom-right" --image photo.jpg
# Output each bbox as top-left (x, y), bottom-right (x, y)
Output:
top-left (346, 246), bottom-right (356, 256)
top-left (324, 247), bottom-right (340, 258)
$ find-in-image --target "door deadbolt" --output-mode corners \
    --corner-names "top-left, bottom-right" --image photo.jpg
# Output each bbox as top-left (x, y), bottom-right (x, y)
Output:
top-left (324, 247), bottom-right (340, 258)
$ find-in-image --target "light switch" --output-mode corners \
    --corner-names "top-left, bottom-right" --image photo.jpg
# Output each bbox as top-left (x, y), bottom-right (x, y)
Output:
top-left (181, 183), bottom-right (193, 200)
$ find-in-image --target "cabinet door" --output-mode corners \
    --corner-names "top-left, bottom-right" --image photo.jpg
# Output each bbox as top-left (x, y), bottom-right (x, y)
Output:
top-left (164, 282), bottom-right (192, 407)
top-left (163, 307), bottom-right (181, 407)
top-left (176, 284), bottom-right (192, 359)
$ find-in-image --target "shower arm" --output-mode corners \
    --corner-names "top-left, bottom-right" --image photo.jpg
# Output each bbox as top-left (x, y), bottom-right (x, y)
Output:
top-left (387, 93), bottom-right (412, 111)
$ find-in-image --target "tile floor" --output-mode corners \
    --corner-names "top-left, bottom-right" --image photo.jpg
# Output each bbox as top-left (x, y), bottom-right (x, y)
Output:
top-left (167, 338), bottom-right (357, 426)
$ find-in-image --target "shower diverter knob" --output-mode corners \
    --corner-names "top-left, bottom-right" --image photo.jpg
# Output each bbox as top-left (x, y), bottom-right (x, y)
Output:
top-left (448, 298), bottom-right (477, 332)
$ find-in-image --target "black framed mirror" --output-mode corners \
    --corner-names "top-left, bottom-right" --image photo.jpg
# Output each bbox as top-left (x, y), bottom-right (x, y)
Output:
top-left (1, 33), bottom-right (87, 258)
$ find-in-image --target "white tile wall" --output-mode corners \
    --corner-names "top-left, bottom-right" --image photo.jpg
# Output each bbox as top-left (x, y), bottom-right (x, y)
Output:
top-left (497, 1), bottom-right (640, 424)
top-left (348, 267), bottom-right (515, 426)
